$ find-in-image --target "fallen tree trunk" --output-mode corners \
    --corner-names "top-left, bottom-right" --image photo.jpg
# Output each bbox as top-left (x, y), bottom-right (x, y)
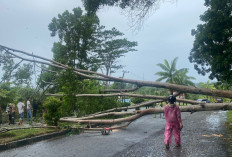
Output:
top-left (64, 111), bottom-right (137, 121)
top-left (2, 45), bottom-right (232, 98)
top-left (45, 93), bottom-right (200, 104)
top-left (59, 103), bottom-right (232, 124)
top-left (78, 100), bottom-right (163, 119)
top-left (101, 87), bottom-right (140, 93)
top-left (79, 121), bottom-right (133, 131)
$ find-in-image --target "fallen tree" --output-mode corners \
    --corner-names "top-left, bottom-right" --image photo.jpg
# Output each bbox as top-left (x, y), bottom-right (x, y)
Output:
top-left (45, 93), bottom-right (200, 104)
top-left (60, 103), bottom-right (232, 125)
top-left (1, 44), bottom-right (232, 98)
top-left (1, 45), bottom-right (232, 130)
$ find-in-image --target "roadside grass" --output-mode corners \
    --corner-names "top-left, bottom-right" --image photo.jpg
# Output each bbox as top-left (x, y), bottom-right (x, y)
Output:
top-left (0, 127), bottom-right (60, 144)
top-left (226, 110), bottom-right (232, 143)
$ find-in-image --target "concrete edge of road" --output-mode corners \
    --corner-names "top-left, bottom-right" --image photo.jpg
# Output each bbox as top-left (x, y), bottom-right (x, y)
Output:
top-left (0, 129), bottom-right (71, 152)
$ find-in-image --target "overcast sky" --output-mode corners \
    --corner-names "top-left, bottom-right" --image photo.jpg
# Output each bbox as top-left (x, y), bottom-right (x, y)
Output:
top-left (0, 0), bottom-right (211, 83)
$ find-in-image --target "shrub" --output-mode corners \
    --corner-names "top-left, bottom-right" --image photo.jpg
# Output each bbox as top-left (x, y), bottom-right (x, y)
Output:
top-left (43, 97), bottom-right (62, 126)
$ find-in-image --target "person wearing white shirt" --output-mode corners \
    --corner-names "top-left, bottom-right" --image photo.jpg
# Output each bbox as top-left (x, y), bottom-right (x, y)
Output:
top-left (17, 98), bottom-right (25, 126)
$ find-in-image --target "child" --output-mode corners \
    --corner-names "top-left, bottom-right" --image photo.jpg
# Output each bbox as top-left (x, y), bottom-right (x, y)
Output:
top-left (164, 95), bottom-right (183, 149)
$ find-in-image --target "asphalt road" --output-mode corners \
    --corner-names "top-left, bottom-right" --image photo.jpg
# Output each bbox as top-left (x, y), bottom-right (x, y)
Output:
top-left (0, 110), bottom-right (230, 157)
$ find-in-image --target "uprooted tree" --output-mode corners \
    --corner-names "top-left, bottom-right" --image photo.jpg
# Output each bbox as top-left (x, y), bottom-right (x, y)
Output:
top-left (1, 44), bottom-right (232, 130)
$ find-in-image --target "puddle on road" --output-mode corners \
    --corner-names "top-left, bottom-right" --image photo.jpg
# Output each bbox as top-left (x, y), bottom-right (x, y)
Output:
top-left (205, 111), bottom-right (227, 130)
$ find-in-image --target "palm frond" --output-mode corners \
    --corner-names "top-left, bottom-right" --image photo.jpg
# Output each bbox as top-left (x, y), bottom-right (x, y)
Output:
top-left (157, 63), bottom-right (169, 72)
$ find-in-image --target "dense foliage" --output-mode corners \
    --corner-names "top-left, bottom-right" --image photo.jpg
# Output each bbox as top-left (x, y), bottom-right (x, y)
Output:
top-left (48, 7), bottom-right (100, 70)
top-left (82, 0), bottom-right (162, 13)
top-left (43, 97), bottom-right (62, 126)
top-left (189, 0), bottom-right (232, 83)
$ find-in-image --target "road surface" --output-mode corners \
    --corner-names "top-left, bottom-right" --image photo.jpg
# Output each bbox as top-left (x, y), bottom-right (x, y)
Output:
top-left (0, 110), bottom-right (230, 157)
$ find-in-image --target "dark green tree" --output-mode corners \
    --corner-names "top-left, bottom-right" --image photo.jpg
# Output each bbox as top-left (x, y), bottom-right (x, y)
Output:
top-left (48, 7), bottom-right (100, 70)
top-left (189, 0), bottom-right (232, 83)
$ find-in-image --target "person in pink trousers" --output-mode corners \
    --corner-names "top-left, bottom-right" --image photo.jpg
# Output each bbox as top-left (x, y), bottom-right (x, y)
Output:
top-left (164, 95), bottom-right (183, 149)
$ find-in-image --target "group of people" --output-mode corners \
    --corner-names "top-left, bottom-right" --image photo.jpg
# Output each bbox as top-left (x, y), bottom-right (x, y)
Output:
top-left (4, 98), bottom-right (38, 126)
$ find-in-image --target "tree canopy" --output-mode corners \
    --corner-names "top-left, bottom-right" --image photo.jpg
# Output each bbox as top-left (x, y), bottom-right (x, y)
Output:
top-left (82, 0), bottom-right (170, 29)
top-left (48, 7), bottom-right (100, 70)
top-left (96, 27), bottom-right (137, 76)
top-left (189, 0), bottom-right (232, 84)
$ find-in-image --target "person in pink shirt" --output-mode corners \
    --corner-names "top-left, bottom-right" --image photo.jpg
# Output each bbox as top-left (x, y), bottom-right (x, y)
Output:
top-left (164, 95), bottom-right (183, 149)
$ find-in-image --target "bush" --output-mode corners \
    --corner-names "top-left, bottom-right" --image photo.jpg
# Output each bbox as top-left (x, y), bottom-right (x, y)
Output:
top-left (131, 97), bottom-right (145, 104)
top-left (43, 97), bottom-right (62, 126)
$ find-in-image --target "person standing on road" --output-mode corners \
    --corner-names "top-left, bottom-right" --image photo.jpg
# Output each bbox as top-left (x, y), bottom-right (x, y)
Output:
top-left (17, 98), bottom-right (25, 126)
top-left (26, 98), bottom-right (32, 122)
top-left (164, 95), bottom-right (183, 149)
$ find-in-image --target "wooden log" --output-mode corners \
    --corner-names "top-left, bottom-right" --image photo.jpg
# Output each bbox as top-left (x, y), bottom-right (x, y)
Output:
top-left (45, 93), bottom-right (200, 104)
top-left (101, 87), bottom-right (139, 93)
top-left (59, 103), bottom-right (232, 124)
top-left (62, 111), bottom-right (137, 120)
top-left (2, 45), bottom-right (232, 98)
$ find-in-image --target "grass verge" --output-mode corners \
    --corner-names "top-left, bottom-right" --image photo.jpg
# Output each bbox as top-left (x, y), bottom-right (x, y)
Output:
top-left (0, 127), bottom-right (61, 144)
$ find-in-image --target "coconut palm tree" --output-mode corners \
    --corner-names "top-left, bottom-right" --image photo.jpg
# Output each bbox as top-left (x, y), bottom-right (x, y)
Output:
top-left (155, 57), bottom-right (179, 84)
top-left (175, 68), bottom-right (196, 86)
top-left (155, 57), bottom-right (195, 94)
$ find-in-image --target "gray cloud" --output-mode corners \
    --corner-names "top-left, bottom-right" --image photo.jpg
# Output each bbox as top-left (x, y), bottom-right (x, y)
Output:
top-left (0, 0), bottom-right (211, 83)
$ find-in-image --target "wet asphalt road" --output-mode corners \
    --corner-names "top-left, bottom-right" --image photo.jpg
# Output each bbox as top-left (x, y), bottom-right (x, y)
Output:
top-left (0, 110), bottom-right (230, 157)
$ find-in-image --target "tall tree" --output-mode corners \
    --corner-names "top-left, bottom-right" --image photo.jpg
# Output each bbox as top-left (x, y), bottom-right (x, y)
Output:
top-left (189, 0), bottom-right (232, 83)
top-left (48, 7), bottom-right (100, 70)
top-left (96, 27), bottom-right (137, 77)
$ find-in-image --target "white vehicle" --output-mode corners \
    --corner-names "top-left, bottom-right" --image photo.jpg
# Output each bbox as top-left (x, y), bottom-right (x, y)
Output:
top-left (197, 99), bottom-right (210, 103)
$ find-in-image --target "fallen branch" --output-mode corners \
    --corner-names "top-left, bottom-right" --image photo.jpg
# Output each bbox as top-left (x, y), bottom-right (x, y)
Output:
top-left (0, 126), bottom-right (60, 134)
top-left (45, 93), bottom-right (200, 104)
